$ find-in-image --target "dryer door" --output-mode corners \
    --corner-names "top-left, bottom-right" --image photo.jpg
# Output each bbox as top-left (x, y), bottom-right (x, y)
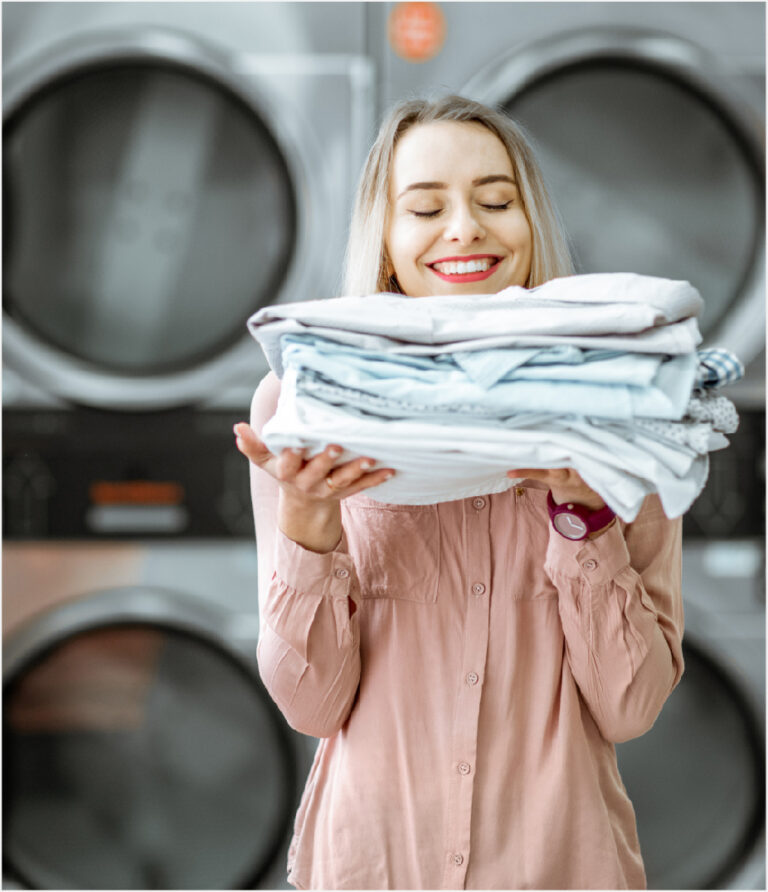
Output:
top-left (464, 29), bottom-right (765, 362)
top-left (3, 588), bottom-right (306, 890)
top-left (3, 29), bottom-right (320, 410)
top-left (616, 638), bottom-right (765, 890)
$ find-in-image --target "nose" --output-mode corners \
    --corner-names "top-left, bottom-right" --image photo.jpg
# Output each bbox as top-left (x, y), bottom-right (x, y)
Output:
top-left (443, 201), bottom-right (485, 244)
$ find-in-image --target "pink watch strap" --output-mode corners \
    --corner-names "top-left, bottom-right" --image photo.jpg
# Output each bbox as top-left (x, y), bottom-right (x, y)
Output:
top-left (546, 490), bottom-right (616, 537)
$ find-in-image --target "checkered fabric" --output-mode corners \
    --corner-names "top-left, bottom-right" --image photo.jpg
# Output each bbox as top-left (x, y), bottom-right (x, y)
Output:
top-left (694, 348), bottom-right (744, 390)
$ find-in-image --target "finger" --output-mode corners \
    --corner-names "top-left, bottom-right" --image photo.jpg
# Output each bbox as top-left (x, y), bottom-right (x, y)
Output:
top-left (275, 446), bottom-right (309, 482)
top-left (506, 468), bottom-right (568, 481)
top-left (343, 467), bottom-right (396, 496)
top-left (296, 444), bottom-right (344, 489)
top-left (326, 456), bottom-right (378, 490)
top-left (234, 423), bottom-right (273, 467)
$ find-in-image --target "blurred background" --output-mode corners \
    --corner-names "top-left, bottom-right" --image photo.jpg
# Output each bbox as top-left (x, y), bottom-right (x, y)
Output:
top-left (2, 2), bottom-right (764, 889)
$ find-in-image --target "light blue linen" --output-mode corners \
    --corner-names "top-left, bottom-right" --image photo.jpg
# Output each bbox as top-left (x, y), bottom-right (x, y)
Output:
top-left (282, 336), bottom-right (662, 388)
top-left (280, 334), bottom-right (696, 421)
top-left (451, 345), bottom-right (654, 388)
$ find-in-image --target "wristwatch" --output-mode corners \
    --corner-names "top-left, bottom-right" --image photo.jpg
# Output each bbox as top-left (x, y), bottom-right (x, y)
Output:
top-left (546, 491), bottom-right (616, 540)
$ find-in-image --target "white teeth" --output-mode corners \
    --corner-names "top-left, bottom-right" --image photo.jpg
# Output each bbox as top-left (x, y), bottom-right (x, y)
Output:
top-left (433, 258), bottom-right (495, 275)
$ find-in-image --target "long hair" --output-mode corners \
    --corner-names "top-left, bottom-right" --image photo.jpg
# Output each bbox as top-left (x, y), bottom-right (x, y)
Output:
top-left (342, 94), bottom-right (574, 296)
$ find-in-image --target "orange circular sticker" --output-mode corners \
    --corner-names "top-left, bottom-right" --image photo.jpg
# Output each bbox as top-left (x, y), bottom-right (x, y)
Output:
top-left (388, 2), bottom-right (446, 63)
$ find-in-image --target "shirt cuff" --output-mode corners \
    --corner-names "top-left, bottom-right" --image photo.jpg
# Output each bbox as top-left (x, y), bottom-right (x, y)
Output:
top-left (274, 526), bottom-right (357, 600)
top-left (545, 517), bottom-right (631, 584)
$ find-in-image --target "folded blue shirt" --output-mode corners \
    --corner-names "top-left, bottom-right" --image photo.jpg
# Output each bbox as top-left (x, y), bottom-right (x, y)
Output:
top-left (280, 334), bottom-right (697, 422)
top-left (451, 345), bottom-right (659, 389)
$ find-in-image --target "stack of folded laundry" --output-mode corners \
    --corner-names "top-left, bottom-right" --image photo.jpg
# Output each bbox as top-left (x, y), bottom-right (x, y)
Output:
top-left (247, 273), bottom-right (742, 521)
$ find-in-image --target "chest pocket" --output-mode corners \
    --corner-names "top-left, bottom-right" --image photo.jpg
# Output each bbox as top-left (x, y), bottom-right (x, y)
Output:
top-left (342, 496), bottom-right (441, 603)
top-left (507, 487), bottom-right (559, 601)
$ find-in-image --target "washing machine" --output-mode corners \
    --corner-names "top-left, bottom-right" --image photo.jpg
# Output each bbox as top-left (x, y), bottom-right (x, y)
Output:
top-left (366, 2), bottom-right (766, 888)
top-left (3, 1), bottom-right (376, 411)
top-left (3, 3), bottom-right (375, 889)
top-left (2, 563), bottom-right (298, 890)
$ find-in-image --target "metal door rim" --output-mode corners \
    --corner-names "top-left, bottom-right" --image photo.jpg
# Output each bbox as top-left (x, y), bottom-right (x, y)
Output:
top-left (461, 25), bottom-right (766, 367)
top-left (3, 25), bottom-right (326, 410)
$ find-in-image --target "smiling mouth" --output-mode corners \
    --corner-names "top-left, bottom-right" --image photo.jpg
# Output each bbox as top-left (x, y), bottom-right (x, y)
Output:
top-left (428, 255), bottom-right (502, 282)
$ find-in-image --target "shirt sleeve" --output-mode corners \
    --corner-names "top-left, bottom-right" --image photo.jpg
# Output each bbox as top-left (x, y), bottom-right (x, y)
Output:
top-left (249, 373), bottom-right (362, 739)
top-left (543, 494), bottom-right (684, 744)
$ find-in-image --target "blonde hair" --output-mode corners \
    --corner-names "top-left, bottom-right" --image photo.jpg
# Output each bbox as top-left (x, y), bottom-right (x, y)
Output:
top-left (342, 94), bottom-right (574, 296)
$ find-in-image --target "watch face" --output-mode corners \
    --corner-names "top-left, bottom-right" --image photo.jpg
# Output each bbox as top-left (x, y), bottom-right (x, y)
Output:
top-left (554, 512), bottom-right (588, 539)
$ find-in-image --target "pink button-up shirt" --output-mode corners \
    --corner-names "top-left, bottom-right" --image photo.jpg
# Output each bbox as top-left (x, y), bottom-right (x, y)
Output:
top-left (250, 373), bottom-right (684, 890)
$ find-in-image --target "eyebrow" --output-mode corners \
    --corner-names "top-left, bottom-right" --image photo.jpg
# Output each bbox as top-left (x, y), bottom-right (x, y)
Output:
top-left (397, 174), bottom-right (516, 199)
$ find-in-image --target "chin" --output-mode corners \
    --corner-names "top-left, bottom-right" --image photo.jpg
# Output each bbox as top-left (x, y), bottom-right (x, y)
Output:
top-left (440, 280), bottom-right (513, 296)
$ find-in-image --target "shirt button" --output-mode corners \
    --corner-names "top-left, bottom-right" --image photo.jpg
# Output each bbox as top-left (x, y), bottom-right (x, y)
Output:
top-left (335, 568), bottom-right (350, 578)
top-left (472, 497), bottom-right (486, 510)
top-left (472, 582), bottom-right (486, 596)
top-left (515, 487), bottom-right (525, 496)
top-left (583, 559), bottom-right (598, 571)
top-left (458, 761), bottom-right (471, 775)
top-left (452, 853), bottom-right (464, 866)
top-left (466, 671), bottom-right (479, 686)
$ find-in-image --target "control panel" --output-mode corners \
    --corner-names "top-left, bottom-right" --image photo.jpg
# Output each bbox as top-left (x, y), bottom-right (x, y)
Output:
top-left (3, 409), bottom-right (254, 539)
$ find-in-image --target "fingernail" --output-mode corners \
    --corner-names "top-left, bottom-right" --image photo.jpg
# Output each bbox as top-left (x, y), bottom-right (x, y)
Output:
top-left (290, 447), bottom-right (304, 455)
top-left (384, 471), bottom-right (395, 479)
top-left (233, 423), bottom-right (243, 436)
top-left (360, 459), bottom-right (374, 470)
top-left (329, 447), bottom-right (341, 458)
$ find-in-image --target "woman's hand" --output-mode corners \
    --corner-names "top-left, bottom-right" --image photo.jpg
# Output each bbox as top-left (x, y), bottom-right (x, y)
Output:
top-left (506, 467), bottom-right (605, 511)
top-left (234, 422), bottom-right (394, 502)
top-left (235, 422), bottom-right (395, 552)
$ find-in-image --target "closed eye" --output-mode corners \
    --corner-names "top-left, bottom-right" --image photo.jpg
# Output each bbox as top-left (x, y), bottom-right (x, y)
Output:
top-left (409, 201), bottom-right (512, 218)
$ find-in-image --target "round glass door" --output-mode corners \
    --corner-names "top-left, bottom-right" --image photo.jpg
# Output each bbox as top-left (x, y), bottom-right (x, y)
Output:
top-left (616, 640), bottom-right (764, 889)
top-left (502, 61), bottom-right (763, 336)
top-left (3, 623), bottom-right (298, 889)
top-left (3, 62), bottom-right (296, 374)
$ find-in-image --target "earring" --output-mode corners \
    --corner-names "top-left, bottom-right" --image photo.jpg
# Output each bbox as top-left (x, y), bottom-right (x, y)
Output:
top-left (383, 256), bottom-right (400, 293)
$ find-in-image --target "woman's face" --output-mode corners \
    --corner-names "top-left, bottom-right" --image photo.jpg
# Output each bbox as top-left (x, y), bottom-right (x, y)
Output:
top-left (385, 120), bottom-right (533, 297)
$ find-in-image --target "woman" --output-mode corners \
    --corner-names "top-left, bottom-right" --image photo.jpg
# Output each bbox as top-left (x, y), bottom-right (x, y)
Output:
top-left (234, 95), bottom-right (683, 890)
